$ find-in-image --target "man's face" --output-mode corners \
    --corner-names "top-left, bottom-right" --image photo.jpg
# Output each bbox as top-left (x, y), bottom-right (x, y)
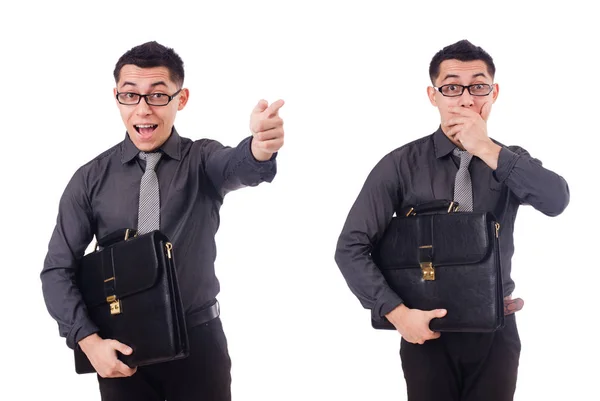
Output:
top-left (427, 59), bottom-right (498, 143)
top-left (114, 65), bottom-right (189, 152)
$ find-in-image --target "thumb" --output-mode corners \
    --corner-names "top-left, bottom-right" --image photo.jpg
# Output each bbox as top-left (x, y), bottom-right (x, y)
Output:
top-left (430, 309), bottom-right (447, 319)
top-left (480, 102), bottom-right (492, 122)
top-left (252, 99), bottom-right (268, 114)
top-left (112, 340), bottom-right (133, 355)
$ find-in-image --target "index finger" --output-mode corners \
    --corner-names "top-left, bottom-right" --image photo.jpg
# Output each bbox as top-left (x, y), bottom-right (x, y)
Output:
top-left (480, 101), bottom-right (492, 121)
top-left (117, 361), bottom-right (137, 376)
top-left (428, 330), bottom-right (441, 339)
top-left (264, 99), bottom-right (285, 116)
top-left (447, 106), bottom-right (478, 117)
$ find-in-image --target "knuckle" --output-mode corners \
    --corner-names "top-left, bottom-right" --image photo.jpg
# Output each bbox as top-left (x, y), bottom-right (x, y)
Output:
top-left (271, 139), bottom-right (284, 150)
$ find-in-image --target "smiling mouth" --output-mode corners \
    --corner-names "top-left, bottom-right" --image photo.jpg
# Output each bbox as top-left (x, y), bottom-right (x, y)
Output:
top-left (135, 124), bottom-right (158, 137)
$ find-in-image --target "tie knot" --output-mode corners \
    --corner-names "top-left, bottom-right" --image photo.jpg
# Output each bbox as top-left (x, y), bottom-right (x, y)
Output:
top-left (453, 148), bottom-right (473, 167)
top-left (139, 151), bottom-right (162, 171)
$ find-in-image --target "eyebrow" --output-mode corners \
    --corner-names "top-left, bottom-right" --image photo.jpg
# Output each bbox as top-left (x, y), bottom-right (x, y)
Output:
top-left (441, 72), bottom-right (488, 82)
top-left (119, 81), bottom-right (169, 90)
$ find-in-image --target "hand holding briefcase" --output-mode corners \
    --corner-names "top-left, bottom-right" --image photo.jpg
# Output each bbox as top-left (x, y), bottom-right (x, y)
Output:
top-left (371, 200), bottom-right (505, 332)
top-left (74, 229), bottom-right (189, 374)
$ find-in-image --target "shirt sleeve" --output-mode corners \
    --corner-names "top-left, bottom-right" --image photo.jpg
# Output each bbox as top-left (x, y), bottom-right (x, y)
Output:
top-left (40, 166), bottom-right (98, 349)
top-left (202, 136), bottom-right (277, 198)
top-left (494, 146), bottom-right (570, 216)
top-left (334, 152), bottom-right (404, 321)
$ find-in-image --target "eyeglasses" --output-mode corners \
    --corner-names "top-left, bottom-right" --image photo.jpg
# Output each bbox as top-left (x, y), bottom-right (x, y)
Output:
top-left (435, 84), bottom-right (494, 97)
top-left (116, 89), bottom-right (182, 106)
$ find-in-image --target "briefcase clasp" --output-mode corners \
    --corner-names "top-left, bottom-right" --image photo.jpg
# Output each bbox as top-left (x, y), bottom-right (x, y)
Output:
top-left (106, 295), bottom-right (122, 315)
top-left (420, 262), bottom-right (435, 281)
top-left (166, 242), bottom-right (173, 259)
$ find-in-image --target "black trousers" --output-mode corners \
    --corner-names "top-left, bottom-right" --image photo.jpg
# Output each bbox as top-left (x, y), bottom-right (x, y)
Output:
top-left (98, 317), bottom-right (232, 401)
top-left (400, 314), bottom-right (521, 401)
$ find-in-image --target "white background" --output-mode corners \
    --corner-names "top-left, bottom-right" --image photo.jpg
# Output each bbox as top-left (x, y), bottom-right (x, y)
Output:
top-left (1, 1), bottom-right (597, 400)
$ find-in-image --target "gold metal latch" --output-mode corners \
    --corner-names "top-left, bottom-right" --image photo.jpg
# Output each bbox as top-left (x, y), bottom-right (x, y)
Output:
top-left (166, 242), bottom-right (173, 259)
top-left (420, 262), bottom-right (435, 280)
top-left (448, 201), bottom-right (459, 213)
top-left (495, 222), bottom-right (500, 238)
top-left (106, 295), bottom-right (122, 315)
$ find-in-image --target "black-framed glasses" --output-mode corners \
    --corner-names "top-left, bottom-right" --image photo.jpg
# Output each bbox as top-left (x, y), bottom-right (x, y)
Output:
top-left (435, 84), bottom-right (494, 97)
top-left (116, 89), bottom-right (182, 106)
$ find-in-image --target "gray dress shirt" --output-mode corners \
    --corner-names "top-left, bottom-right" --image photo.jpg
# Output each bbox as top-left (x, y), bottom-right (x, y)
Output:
top-left (41, 128), bottom-right (277, 349)
top-left (334, 127), bottom-right (569, 322)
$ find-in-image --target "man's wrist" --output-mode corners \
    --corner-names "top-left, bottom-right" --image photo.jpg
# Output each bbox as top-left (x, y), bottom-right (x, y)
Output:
top-left (386, 303), bottom-right (407, 319)
top-left (78, 333), bottom-right (101, 351)
top-left (477, 141), bottom-right (501, 170)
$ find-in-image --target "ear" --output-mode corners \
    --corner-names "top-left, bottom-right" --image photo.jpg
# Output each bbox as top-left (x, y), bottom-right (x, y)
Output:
top-left (491, 83), bottom-right (499, 103)
top-left (113, 88), bottom-right (119, 105)
top-left (177, 88), bottom-right (190, 111)
top-left (427, 86), bottom-right (438, 107)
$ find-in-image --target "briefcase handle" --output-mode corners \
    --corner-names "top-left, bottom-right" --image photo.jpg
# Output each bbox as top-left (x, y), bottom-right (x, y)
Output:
top-left (94, 228), bottom-right (138, 251)
top-left (404, 199), bottom-right (459, 217)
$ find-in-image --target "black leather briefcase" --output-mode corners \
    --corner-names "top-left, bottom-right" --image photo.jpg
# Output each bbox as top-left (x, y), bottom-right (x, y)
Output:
top-left (74, 229), bottom-right (189, 374)
top-left (371, 200), bottom-right (504, 332)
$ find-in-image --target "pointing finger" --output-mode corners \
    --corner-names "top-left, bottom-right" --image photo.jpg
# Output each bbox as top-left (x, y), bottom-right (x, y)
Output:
top-left (264, 99), bottom-right (285, 117)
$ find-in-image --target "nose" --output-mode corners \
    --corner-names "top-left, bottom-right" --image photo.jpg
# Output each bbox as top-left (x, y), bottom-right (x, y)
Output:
top-left (458, 89), bottom-right (474, 108)
top-left (135, 98), bottom-right (153, 116)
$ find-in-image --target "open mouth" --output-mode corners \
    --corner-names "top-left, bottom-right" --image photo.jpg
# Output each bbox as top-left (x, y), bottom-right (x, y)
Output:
top-left (135, 124), bottom-right (158, 139)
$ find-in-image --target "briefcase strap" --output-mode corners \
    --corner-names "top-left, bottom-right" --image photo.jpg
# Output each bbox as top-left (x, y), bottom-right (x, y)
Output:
top-left (94, 228), bottom-right (138, 251)
top-left (187, 300), bottom-right (220, 327)
top-left (404, 199), bottom-right (459, 217)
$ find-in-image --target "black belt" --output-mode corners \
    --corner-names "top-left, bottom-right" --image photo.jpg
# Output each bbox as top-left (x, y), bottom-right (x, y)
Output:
top-left (186, 300), bottom-right (220, 327)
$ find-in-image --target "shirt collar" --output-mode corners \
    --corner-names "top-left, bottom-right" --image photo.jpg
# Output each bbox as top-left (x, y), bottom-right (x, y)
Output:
top-left (120, 127), bottom-right (182, 163)
top-left (433, 125), bottom-right (456, 159)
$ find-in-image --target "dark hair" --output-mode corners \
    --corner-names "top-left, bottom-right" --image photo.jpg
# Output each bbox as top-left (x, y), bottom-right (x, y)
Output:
top-left (113, 41), bottom-right (185, 87)
top-left (429, 40), bottom-right (495, 84)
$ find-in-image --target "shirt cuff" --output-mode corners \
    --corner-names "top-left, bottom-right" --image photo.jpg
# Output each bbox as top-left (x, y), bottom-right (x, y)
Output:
top-left (493, 147), bottom-right (520, 183)
top-left (371, 287), bottom-right (404, 321)
top-left (244, 136), bottom-right (277, 179)
top-left (67, 319), bottom-right (99, 350)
